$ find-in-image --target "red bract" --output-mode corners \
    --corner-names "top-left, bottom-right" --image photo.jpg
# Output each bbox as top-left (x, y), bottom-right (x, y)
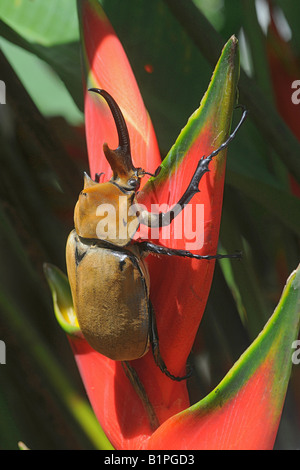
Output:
top-left (80, 1), bottom-right (160, 183)
top-left (45, 258), bottom-right (300, 450)
top-left (45, 0), bottom-right (300, 451)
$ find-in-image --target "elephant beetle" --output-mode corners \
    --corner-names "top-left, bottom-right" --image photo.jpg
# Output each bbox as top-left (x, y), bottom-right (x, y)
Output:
top-left (66, 89), bottom-right (247, 381)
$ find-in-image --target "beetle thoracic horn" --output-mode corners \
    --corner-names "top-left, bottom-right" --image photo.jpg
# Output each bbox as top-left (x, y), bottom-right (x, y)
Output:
top-left (88, 88), bottom-right (136, 177)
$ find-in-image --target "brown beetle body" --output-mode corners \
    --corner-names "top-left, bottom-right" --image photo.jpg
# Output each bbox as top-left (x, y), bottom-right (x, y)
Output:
top-left (66, 230), bottom-right (150, 360)
top-left (66, 89), bottom-right (247, 381)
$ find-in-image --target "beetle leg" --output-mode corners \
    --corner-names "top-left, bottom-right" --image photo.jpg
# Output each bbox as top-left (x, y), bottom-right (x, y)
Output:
top-left (138, 241), bottom-right (242, 260)
top-left (122, 361), bottom-right (159, 431)
top-left (149, 302), bottom-right (192, 382)
top-left (143, 166), bottom-right (161, 178)
top-left (139, 106), bottom-right (248, 228)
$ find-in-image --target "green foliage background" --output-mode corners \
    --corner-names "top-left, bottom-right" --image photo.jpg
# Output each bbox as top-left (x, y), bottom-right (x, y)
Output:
top-left (0, 0), bottom-right (299, 449)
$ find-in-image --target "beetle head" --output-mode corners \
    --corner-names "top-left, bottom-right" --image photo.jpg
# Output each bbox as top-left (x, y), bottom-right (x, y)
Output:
top-left (89, 88), bottom-right (146, 192)
top-left (74, 89), bottom-right (155, 246)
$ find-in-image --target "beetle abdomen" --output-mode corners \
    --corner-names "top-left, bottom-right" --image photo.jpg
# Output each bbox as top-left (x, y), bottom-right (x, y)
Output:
top-left (66, 230), bottom-right (150, 360)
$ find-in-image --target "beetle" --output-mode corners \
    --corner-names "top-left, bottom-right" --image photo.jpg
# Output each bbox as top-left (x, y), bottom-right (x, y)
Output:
top-left (66, 89), bottom-right (247, 381)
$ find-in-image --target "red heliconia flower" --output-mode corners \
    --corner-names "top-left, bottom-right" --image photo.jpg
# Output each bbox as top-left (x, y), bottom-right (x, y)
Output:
top-left (45, 0), bottom-right (300, 450)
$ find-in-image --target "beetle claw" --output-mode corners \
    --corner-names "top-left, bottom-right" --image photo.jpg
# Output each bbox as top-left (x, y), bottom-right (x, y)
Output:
top-left (83, 172), bottom-right (98, 188)
top-left (150, 305), bottom-right (192, 382)
top-left (152, 344), bottom-right (192, 381)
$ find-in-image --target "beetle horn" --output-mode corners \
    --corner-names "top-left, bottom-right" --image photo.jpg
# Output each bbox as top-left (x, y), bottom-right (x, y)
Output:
top-left (88, 88), bottom-right (136, 178)
top-left (83, 172), bottom-right (98, 188)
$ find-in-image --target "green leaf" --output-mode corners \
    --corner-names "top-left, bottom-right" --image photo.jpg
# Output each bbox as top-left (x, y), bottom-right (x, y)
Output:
top-left (227, 166), bottom-right (300, 237)
top-left (43, 263), bottom-right (81, 337)
top-left (0, 18), bottom-right (83, 111)
top-left (0, 37), bottom-right (83, 123)
top-left (0, 0), bottom-right (79, 46)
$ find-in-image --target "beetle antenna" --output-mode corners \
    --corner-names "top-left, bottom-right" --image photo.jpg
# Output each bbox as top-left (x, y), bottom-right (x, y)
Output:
top-left (88, 88), bottom-right (130, 154)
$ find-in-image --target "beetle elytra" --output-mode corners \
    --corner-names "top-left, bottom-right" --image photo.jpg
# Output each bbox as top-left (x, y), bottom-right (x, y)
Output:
top-left (66, 89), bottom-right (247, 381)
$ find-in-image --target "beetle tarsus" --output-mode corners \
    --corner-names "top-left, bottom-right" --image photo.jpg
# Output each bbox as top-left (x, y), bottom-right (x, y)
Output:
top-left (143, 166), bottom-right (162, 178)
top-left (203, 105), bottom-right (248, 164)
top-left (174, 104), bottom-right (248, 206)
top-left (140, 105), bottom-right (248, 229)
top-left (151, 340), bottom-right (192, 382)
top-left (149, 302), bottom-right (192, 382)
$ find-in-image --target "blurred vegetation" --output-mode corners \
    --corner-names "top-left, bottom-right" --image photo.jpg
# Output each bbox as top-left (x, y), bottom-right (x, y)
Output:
top-left (0, 0), bottom-right (299, 449)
